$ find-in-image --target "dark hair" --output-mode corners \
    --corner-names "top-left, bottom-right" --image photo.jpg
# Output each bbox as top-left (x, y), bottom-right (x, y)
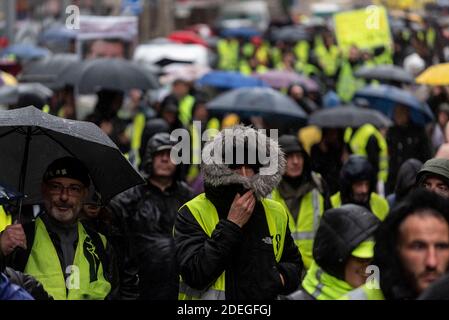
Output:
top-left (373, 189), bottom-right (449, 299)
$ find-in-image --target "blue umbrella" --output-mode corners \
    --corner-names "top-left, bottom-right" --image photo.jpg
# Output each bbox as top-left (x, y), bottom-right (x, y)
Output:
top-left (0, 183), bottom-right (24, 205)
top-left (39, 27), bottom-right (77, 43)
top-left (197, 71), bottom-right (268, 89)
top-left (353, 84), bottom-right (434, 125)
top-left (1, 44), bottom-right (51, 61)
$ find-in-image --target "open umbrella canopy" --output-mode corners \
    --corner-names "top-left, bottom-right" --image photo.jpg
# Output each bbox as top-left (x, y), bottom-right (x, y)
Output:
top-left (0, 106), bottom-right (145, 205)
top-left (309, 105), bottom-right (393, 128)
top-left (354, 64), bottom-right (415, 84)
top-left (0, 83), bottom-right (53, 109)
top-left (59, 58), bottom-right (159, 93)
top-left (207, 87), bottom-right (307, 126)
top-left (416, 63), bottom-right (449, 86)
top-left (0, 44), bottom-right (51, 61)
top-left (253, 70), bottom-right (320, 91)
top-left (197, 71), bottom-right (268, 89)
top-left (354, 84), bottom-right (434, 125)
top-left (20, 54), bottom-right (80, 89)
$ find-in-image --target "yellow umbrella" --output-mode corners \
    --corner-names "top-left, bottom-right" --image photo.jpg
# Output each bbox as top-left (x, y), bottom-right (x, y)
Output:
top-left (416, 63), bottom-right (449, 86)
top-left (0, 71), bottom-right (18, 86)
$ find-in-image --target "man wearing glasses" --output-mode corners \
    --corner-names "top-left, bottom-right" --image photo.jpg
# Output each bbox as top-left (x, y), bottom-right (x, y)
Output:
top-left (0, 157), bottom-right (118, 300)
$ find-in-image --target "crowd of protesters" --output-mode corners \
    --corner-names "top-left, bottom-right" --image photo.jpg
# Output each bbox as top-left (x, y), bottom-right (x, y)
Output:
top-left (2, 3), bottom-right (449, 300)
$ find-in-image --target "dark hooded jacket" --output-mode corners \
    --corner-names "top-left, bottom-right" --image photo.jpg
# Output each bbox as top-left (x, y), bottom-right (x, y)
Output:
top-left (339, 155), bottom-right (376, 207)
top-left (387, 159), bottom-right (422, 208)
top-left (108, 133), bottom-right (193, 300)
top-left (386, 124), bottom-right (432, 194)
top-left (286, 204), bottom-right (380, 300)
top-left (373, 189), bottom-right (449, 300)
top-left (174, 125), bottom-right (302, 300)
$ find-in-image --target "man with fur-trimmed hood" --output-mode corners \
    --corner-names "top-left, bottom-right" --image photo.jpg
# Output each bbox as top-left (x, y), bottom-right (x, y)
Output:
top-left (174, 125), bottom-right (303, 300)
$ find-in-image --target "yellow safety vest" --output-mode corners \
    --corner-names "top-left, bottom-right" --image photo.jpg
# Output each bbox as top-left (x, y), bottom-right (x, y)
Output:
top-left (314, 36), bottom-right (340, 77)
top-left (294, 41), bottom-right (309, 65)
top-left (24, 217), bottom-right (111, 300)
top-left (128, 112), bottom-right (146, 168)
top-left (346, 124), bottom-right (389, 183)
top-left (239, 60), bottom-right (268, 75)
top-left (217, 39), bottom-right (239, 71)
top-left (178, 95), bottom-right (195, 127)
top-left (178, 193), bottom-right (288, 300)
top-left (271, 188), bottom-right (324, 269)
top-left (330, 192), bottom-right (389, 221)
top-left (271, 47), bottom-right (283, 69)
top-left (302, 261), bottom-right (354, 300)
top-left (336, 60), bottom-right (365, 103)
top-left (0, 206), bottom-right (12, 232)
top-left (42, 105), bottom-right (50, 114)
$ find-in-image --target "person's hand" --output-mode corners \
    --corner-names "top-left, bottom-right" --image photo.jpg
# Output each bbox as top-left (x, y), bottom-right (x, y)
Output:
top-left (227, 190), bottom-right (256, 228)
top-left (0, 223), bottom-right (27, 256)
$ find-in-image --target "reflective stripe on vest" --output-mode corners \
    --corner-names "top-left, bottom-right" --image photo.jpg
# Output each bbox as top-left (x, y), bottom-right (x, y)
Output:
top-left (24, 217), bottom-right (111, 300)
top-left (330, 192), bottom-right (389, 221)
top-left (271, 188), bottom-right (324, 269)
top-left (348, 124), bottom-right (389, 183)
top-left (0, 206), bottom-right (12, 232)
top-left (178, 193), bottom-right (288, 300)
top-left (310, 267), bottom-right (325, 299)
top-left (178, 95), bottom-right (195, 127)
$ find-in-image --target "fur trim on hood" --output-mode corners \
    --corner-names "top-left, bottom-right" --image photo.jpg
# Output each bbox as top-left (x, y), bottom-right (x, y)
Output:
top-left (201, 125), bottom-right (285, 199)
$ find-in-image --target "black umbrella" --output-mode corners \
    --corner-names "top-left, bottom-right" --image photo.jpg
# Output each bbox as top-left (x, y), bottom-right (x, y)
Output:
top-left (309, 105), bottom-right (393, 128)
top-left (19, 54), bottom-right (80, 89)
top-left (354, 64), bottom-right (415, 84)
top-left (59, 58), bottom-right (159, 93)
top-left (207, 87), bottom-right (308, 127)
top-left (0, 106), bottom-right (145, 210)
top-left (0, 83), bottom-right (53, 109)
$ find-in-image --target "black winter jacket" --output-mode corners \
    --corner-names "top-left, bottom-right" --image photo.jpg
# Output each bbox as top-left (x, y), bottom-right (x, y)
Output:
top-left (386, 125), bottom-right (432, 194)
top-left (174, 184), bottom-right (303, 300)
top-left (109, 180), bottom-right (193, 300)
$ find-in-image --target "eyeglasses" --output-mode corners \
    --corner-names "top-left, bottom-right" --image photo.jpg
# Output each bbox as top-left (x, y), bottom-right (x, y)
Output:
top-left (47, 182), bottom-right (84, 197)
